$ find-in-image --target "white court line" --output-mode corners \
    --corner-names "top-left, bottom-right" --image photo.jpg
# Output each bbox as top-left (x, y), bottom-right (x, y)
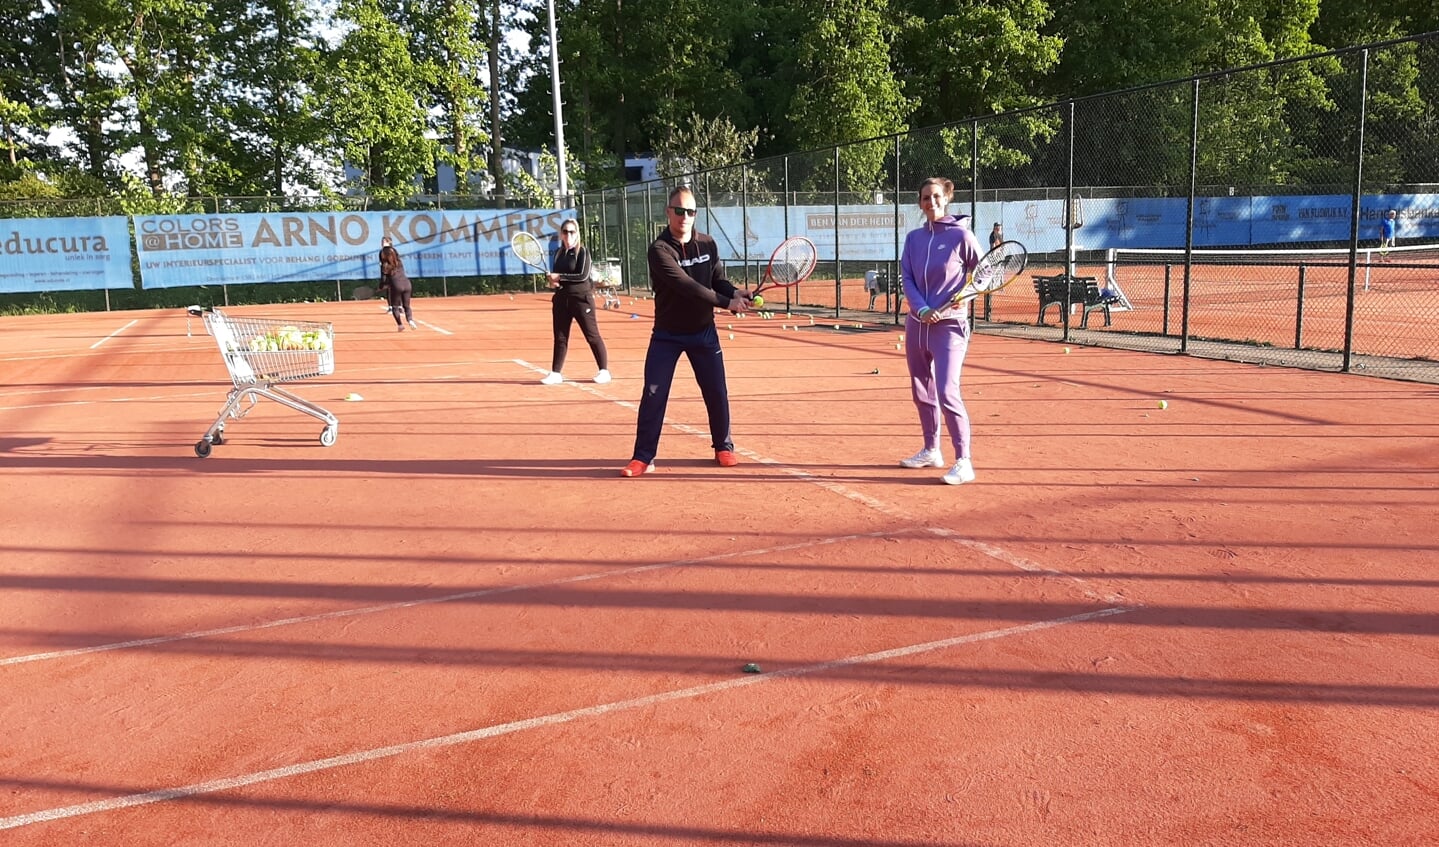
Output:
top-left (1, 534), bottom-right (880, 667)
top-left (411, 319), bottom-right (452, 335)
top-left (0, 390), bottom-right (216, 413)
top-left (90, 320), bottom-right (139, 349)
top-left (0, 607), bottom-right (1130, 831)
top-left (512, 359), bottom-right (1128, 604)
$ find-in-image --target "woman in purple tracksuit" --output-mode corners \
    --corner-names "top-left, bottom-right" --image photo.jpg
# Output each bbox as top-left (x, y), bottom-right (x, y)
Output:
top-left (899, 177), bottom-right (984, 485)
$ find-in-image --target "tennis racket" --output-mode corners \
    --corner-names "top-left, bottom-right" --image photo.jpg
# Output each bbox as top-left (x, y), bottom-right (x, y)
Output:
top-left (510, 231), bottom-right (550, 274)
top-left (748, 236), bottom-right (818, 308)
top-left (946, 239), bottom-right (1028, 306)
top-left (352, 285), bottom-right (376, 301)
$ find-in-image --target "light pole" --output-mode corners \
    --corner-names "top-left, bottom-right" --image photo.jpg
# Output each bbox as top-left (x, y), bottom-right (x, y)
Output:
top-left (545, 0), bottom-right (569, 205)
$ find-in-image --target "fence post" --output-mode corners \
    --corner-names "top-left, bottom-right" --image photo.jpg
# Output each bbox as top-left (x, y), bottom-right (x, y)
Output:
top-left (833, 146), bottom-right (841, 319)
top-left (740, 164), bottom-right (749, 287)
top-left (1062, 101), bottom-right (1076, 342)
top-left (973, 120), bottom-right (987, 322)
top-left (1342, 49), bottom-right (1370, 373)
top-left (618, 186), bottom-right (629, 298)
top-left (1181, 78), bottom-right (1200, 353)
top-left (893, 134), bottom-right (902, 324)
top-left (1295, 265), bottom-right (1307, 348)
top-left (783, 156), bottom-right (793, 313)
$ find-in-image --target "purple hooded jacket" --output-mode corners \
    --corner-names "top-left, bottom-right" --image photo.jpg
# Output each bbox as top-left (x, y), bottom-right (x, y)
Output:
top-left (901, 214), bottom-right (983, 320)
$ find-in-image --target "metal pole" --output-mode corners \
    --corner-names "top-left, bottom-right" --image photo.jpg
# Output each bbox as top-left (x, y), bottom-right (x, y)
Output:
top-left (783, 158), bottom-right (792, 311)
top-left (741, 164), bottom-right (749, 286)
top-left (545, 0), bottom-right (568, 203)
top-left (1062, 101), bottom-right (1075, 341)
top-left (833, 146), bottom-right (841, 319)
top-left (893, 134), bottom-right (902, 323)
top-left (1181, 78), bottom-right (1200, 352)
top-left (618, 186), bottom-right (629, 295)
top-left (1342, 50), bottom-right (1369, 373)
top-left (972, 119), bottom-right (983, 322)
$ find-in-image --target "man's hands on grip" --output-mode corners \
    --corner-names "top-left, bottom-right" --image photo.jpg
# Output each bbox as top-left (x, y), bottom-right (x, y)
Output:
top-left (728, 293), bottom-right (755, 314)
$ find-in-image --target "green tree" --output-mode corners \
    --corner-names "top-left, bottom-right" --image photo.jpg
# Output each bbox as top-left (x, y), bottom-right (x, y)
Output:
top-left (313, 0), bottom-right (439, 201)
top-left (652, 112), bottom-right (760, 188)
top-left (785, 0), bottom-right (911, 193)
top-left (0, 1), bottom-right (56, 172)
top-left (892, 0), bottom-right (1062, 127)
top-left (410, 0), bottom-right (490, 192)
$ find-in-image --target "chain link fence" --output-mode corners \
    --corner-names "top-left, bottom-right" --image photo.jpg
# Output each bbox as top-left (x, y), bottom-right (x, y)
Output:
top-left (578, 34), bottom-right (1439, 382)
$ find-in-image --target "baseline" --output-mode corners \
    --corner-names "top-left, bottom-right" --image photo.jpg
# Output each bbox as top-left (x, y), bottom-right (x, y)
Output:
top-left (0, 607), bottom-right (1130, 831)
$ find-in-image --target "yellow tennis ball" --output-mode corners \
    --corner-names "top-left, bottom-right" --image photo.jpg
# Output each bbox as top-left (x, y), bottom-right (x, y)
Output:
top-left (753, 295), bottom-right (764, 308)
top-left (1158, 400), bottom-right (1169, 410)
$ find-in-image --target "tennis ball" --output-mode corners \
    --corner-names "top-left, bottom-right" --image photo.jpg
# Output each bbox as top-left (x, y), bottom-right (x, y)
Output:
top-left (1158, 400), bottom-right (1169, 410)
top-left (1064, 347), bottom-right (1071, 354)
top-left (728, 333), bottom-right (734, 340)
top-left (753, 295), bottom-right (765, 308)
top-left (742, 662), bottom-right (762, 674)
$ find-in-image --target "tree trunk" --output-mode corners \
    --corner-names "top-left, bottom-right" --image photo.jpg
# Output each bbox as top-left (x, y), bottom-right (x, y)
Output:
top-left (487, 0), bottom-right (505, 206)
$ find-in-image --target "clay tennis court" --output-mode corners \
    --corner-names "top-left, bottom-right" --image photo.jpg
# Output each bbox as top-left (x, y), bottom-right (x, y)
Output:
top-left (2, 293), bottom-right (1436, 845)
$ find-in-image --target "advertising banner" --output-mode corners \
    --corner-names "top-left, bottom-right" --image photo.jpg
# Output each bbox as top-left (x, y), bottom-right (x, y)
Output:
top-left (0, 217), bottom-right (134, 294)
top-left (136, 208), bottom-right (574, 288)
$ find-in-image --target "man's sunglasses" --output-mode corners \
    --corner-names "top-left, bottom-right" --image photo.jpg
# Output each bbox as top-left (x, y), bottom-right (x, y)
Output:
top-left (670, 206), bottom-right (698, 217)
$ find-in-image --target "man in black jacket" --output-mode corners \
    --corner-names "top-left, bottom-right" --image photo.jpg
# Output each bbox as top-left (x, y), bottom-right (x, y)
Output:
top-left (621, 186), bottom-right (754, 477)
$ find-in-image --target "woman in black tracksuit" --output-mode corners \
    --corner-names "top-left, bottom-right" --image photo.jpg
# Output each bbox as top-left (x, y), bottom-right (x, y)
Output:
top-left (539, 222), bottom-right (610, 385)
top-left (379, 237), bottom-right (414, 331)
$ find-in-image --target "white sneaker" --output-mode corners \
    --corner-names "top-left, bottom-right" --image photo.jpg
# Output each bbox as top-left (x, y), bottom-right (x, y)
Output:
top-left (540, 371), bottom-right (563, 385)
top-left (594, 369), bottom-right (612, 384)
top-left (900, 448), bottom-right (944, 469)
top-left (942, 458), bottom-right (976, 485)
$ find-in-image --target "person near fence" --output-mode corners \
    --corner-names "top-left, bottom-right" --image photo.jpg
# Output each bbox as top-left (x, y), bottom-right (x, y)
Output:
top-left (1380, 209), bottom-right (1398, 258)
top-left (899, 177), bottom-right (984, 485)
top-left (540, 221), bottom-right (611, 385)
top-left (378, 236), bottom-right (414, 331)
top-left (865, 269), bottom-right (881, 310)
top-left (621, 186), bottom-right (753, 477)
top-left (990, 222), bottom-right (1004, 251)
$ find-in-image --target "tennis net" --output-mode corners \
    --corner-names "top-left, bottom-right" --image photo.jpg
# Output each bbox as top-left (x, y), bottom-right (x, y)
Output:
top-left (1106, 243), bottom-right (1439, 294)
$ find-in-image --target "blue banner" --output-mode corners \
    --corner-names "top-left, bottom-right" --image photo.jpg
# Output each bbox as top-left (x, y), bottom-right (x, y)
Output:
top-left (705, 193), bottom-right (1439, 263)
top-left (137, 208), bottom-right (574, 288)
top-left (0, 217), bottom-right (134, 294)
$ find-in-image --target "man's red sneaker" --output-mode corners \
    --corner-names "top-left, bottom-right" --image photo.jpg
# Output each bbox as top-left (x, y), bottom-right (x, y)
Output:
top-left (621, 459), bottom-right (655, 477)
top-left (715, 450), bottom-right (739, 467)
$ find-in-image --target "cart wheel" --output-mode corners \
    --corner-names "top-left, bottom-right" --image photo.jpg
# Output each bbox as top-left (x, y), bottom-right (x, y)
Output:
top-left (194, 440), bottom-right (212, 458)
top-left (211, 431), bottom-right (225, 445)
top-left (319, 426), bottom-right (337, 447)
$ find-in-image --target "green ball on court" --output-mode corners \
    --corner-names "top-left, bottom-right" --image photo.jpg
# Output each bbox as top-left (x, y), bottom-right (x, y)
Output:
top-left (1158, 399), bottom-right (1169, 409)
top-left (742, 662), bottom-right (761, 674)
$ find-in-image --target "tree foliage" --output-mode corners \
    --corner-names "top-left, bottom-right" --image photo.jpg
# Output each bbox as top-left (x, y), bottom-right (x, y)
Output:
top-left (0, 0), bottom-right (1434, 205)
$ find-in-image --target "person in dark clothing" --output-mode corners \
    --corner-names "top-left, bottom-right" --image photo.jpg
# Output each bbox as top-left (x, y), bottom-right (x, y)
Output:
top-left (379, 237), bottom-right (414, 331)
top-left (540, 222), bottom-right (610, 385)
top-left (621, 186), bottom-right (753, 477)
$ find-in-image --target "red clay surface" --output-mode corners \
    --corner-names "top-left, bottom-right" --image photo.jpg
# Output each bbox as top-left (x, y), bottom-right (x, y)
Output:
top-left (2, 292), bottom-right (1436, 846)
top-left (799, 261), bottom-right (1439, 363)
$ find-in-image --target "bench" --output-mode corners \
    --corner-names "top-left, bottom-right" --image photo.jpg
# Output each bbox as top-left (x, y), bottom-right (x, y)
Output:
top-left (1034, 273), bottom-right (1119, 328)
